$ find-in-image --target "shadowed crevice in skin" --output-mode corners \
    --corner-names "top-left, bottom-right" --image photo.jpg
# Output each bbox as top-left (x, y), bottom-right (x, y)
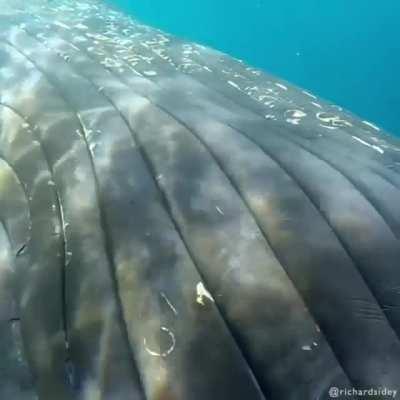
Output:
top-left (0, 102), bottom-right (70, 367)
top-left (0, 222), bottom-right (36, 399)
top-left (0, 40), bottom-right (146, 400)
top-left (0, 158), bottom-right (37, 398)
top-left (134, 71), bottom-right (400, 345)
top-left (0, 68), bottom-right (76, 399)
top-left (127, 96), bottom-right (400, 390)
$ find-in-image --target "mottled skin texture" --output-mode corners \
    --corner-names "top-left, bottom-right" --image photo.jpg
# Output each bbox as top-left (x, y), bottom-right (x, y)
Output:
top-left (0, 1), bottom-right (400, 399)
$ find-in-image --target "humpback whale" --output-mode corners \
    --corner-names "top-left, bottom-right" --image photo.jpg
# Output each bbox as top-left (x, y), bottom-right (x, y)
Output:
top-left (1, 0), bottom-right (400, 399)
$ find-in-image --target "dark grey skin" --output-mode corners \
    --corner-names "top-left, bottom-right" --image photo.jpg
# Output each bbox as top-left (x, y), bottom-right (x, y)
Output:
top-left (1, 1), bottom-right (400, 399)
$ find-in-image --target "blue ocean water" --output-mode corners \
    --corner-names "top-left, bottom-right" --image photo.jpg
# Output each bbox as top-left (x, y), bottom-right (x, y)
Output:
top-left (108, 0), bottom-right (400, 136)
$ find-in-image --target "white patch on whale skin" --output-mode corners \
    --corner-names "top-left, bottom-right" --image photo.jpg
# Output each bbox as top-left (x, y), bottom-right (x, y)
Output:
top-left (362, 120), bottom-right (381, 131)
top-left (285, 109), bottom-right (307, 118)
top-left (227, 80), bottom-right (241, 90)
top-left (275, 83), bottom-right (288, 91)
top-left (143, 70), bottom-right (157, 77)
top-left (285, 109), bottom-right (306, 125)
top-left (74, 23), bottom-right (89, 30)
top-left (196, 282), bottom-right (215, 306)
top-left (302, 90), bottom-right (317, 99)
top-left (352, 136), bottom-right (384, 154)
top-left (316, 112), bottom-right (353, 128)
top-left (216, 206), bottom-right (225, 215)
top-left (311, 101), bottom-right (323, 109)
top-left (53, 21), bottom-right (71, 30)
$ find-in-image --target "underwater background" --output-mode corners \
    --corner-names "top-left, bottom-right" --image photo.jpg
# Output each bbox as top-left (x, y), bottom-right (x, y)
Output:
top-left (107, 0), bottom-right (400, 137)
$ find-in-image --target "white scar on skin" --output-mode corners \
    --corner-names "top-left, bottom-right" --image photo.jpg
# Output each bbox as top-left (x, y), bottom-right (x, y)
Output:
top-left (352, 136), bottom-right (384, 154)
top-left (275, 83), bottom-right (288, 91)
top-left (362, 120), bottom-right (380, 131)
top-left (160, 292), bottom-right (178, 316)
top-left (196, 282), bottom-right (215, 306)
top-left (144, 327), bottom-right (176, 358)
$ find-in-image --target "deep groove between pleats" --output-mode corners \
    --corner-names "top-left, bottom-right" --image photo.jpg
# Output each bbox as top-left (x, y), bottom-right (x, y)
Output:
top-left (115, 105), bottom-right (268, 400)
top-left (150, 105), bottom-right (356, 388)
top-left (2, 39), bottom-right (147, 400)
top-left (224, 119), bottom-right (400, 343)
top-left (173, 62), bottom-right (400, 241)
top-left (0, 102), bottom-right (69, 355)
top-left (270, 130), bottom-right (400, 239)
top-left (109, 21), bottom-right (400, 240)
top-left (22, 25), bottom-right (359, 391)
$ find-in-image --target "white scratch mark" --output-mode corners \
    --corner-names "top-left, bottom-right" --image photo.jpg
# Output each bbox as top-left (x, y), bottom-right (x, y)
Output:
top-left (143, 70), bottom-right (157, 77)
top-left (227, 80), bottom-right (241, 90)
top-left (216, 206), bottom-right (224, 216)
top-left (318, 124), bottom-right (338, 130)
top-left (54, 21), bottom-right (71, 30)
top-left (302, 90), bottom-right (317, 100)
top-left (352, 136), bottom-right (384, 154)
top-left (311, 102), bottom-right (323, 109)
top-left (196, 282), bottom-right (215, 306)
top-left (160, 292), bottom-right (178, 316)
top-left (143, 327), bottom-right (176, 358)
top-left (302, 345), bottom-right (312, 351)
top-left (362, 120), bottom-right (380, 131)
top-left (74, 23), bottom-right (89, 30)
top-left (275, 83), bottom-right (288, 91)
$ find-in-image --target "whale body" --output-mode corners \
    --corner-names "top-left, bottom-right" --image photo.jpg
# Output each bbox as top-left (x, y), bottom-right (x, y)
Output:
top-left (1, 1), bottom-right (400, 399)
